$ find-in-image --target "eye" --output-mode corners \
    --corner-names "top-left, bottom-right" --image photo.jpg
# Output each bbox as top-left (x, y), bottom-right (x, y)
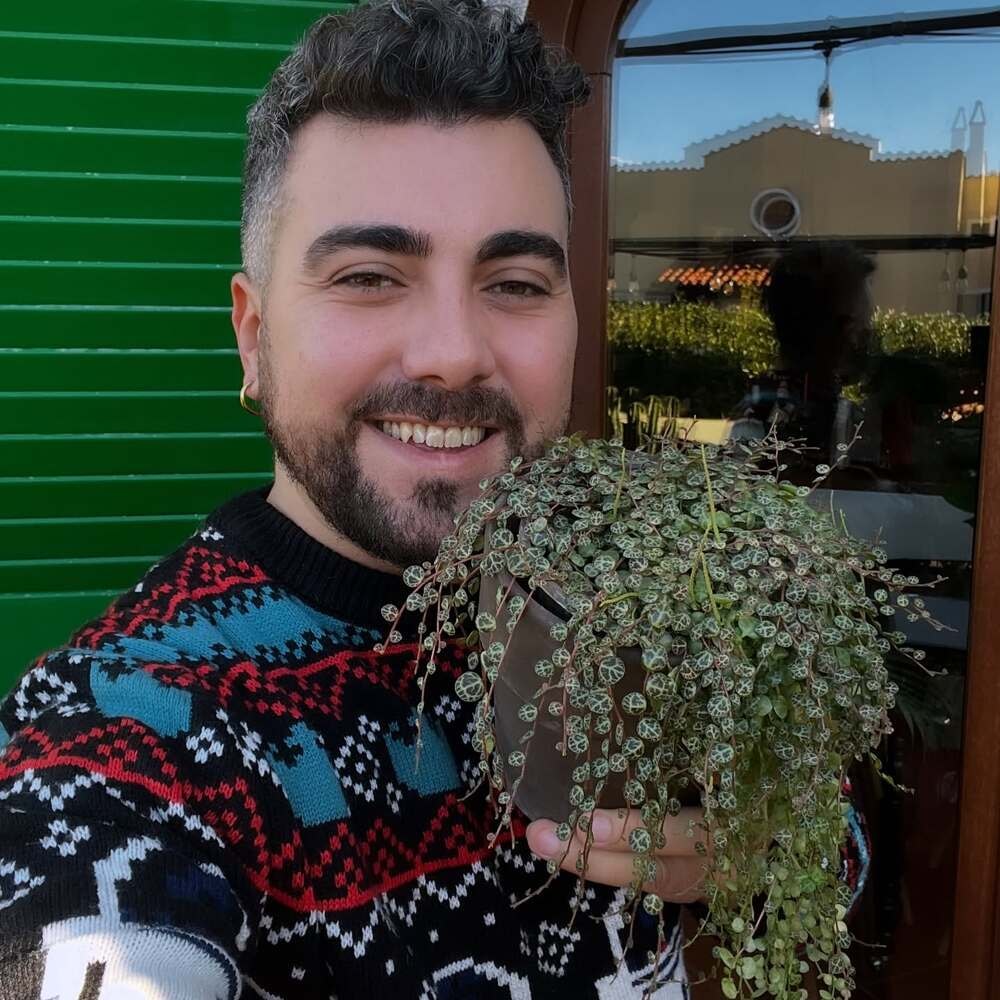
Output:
top-left (490, 280), bottom-right (549, 298)
top-left (334, 272), bottom-right (398, 293)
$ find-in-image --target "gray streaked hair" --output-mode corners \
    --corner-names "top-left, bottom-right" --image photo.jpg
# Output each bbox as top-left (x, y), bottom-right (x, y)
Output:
top-left (240, 0), bottom-right (591, 287)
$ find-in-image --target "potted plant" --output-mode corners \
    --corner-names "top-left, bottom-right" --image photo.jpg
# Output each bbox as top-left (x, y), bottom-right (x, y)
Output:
top-left (379, 431), bottom-right (941, 999)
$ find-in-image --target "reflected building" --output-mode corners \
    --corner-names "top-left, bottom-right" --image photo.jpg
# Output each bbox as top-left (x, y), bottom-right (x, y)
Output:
top-left (612, 107), bottom-right (997, 316)
top-left (601, 6), bottom-right (1000, 996)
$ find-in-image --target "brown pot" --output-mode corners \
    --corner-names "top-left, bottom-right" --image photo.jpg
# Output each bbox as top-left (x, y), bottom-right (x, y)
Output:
top-left (478, 570), bottom-right (642, 823)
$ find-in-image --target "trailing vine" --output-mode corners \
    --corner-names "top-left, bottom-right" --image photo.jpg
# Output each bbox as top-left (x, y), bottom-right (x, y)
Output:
top-left (380, 431), bottom-right (944, 998)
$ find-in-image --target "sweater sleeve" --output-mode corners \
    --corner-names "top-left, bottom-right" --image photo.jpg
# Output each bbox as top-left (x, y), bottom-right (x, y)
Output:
top-left (841, 776), bottom-right (871, 918)
top-left (0, 644), bottom-right (270, 1000)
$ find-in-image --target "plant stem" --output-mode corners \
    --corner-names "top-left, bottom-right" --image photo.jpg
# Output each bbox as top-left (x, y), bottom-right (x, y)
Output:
top-left (701, 548), bottom-right (721, 622)
top-left (612, 445), bottom-right (628, 520)
top-left (701, 444), bottom-right (723, 547)
top-left (598, 591), bottom-right (641, 608)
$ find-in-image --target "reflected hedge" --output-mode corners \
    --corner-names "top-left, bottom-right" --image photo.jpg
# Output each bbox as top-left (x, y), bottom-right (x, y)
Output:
top-left (607, 301), bottom-right (977, 375)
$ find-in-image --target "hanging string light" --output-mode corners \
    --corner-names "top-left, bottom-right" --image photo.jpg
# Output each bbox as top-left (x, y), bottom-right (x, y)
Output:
top-left (938, 251), bottom-right (954, 309)
top-left (939, 251), bottom-right (952, 288)
top-left (956, 250), bottom-right (969, 294)
top-left (816, 44), bottom-right (837, 134)
top-left (628, 255), bottom-right (641, 296)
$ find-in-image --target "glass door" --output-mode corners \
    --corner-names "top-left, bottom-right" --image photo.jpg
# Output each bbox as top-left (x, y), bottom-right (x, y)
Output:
top-left (608, 3), bottom-right (999, 995)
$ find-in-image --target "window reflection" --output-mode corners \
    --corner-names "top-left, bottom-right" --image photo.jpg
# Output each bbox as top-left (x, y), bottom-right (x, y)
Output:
top-left (609, 4), bottom-right (997, 995)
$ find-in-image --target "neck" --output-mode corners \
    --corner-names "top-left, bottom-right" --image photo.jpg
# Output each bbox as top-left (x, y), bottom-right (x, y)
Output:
top-left (268, 468), bottom-right (404, 577)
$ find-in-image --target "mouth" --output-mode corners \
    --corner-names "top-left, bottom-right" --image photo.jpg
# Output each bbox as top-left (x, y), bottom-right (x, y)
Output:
top-left (365, 417), bottom-right (500, 455)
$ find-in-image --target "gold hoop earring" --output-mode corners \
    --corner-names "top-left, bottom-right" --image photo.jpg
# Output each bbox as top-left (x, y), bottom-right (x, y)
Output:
top-left (239, 383), bottom-right (262, 417)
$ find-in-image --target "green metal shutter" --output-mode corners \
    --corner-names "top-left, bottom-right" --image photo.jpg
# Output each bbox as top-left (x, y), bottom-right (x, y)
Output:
top-left (0, 1), bottom-right (359, 685)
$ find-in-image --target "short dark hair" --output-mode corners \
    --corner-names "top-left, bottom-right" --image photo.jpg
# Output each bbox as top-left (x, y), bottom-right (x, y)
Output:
top-left (241, 0), bottom-right (592, 284)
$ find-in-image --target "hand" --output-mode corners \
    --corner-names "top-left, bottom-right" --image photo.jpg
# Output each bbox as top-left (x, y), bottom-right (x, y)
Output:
top-left (525, 807), bottom-right (709, 904)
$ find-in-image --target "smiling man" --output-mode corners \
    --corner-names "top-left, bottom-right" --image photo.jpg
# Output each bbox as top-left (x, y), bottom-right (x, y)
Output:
top-left (0, 2), bottom-right (701, 998)
top-left (0, 3), bottom-right (876, 997)
top-left (236, 116), bottom-right (575, 573)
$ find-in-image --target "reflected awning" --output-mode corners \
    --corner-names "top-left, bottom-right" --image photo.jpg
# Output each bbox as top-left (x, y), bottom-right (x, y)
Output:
top-left (657, 263), bottom-right (771, 287)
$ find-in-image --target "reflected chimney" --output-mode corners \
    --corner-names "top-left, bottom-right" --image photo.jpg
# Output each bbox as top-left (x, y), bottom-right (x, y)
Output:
top-left (967, 100), bottom-right (987, 177)
top-left (951, 107), bottom-right (968, 152)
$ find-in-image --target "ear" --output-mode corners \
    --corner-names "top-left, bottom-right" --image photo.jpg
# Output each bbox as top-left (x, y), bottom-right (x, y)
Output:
top-left (231, 272), bottom-right (263, 398)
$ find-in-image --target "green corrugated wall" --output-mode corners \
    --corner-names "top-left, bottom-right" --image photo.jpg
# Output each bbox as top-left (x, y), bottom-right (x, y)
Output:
top-left (0, 1), bottom-right (359, 686)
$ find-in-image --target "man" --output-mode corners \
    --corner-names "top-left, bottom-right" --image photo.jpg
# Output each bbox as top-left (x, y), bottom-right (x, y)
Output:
top-left (0, 3), bottom-right (709, 996)
top-left (732, 244), bottom-right (877, 455)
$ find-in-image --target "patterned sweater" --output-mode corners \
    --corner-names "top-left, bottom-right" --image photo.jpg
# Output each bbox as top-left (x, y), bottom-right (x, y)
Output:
top-left (0, 488), bottom-right (691, 1000)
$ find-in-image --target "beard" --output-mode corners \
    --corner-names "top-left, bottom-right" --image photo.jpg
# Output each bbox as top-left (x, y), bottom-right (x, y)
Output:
top-left (257, 350), bottom-right (557, 568)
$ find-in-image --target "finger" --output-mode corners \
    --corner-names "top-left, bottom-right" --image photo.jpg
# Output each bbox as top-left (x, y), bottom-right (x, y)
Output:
top-left (525, 821), bottom-right (707, 903)
top-left (588, 807), bottom-right (711, 857)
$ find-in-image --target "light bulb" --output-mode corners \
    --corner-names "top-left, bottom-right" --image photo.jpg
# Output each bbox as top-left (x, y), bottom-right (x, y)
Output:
top-left (627, 254), bottom-right (639, 296)
top-left (956, 259), bottom-right (969, 293)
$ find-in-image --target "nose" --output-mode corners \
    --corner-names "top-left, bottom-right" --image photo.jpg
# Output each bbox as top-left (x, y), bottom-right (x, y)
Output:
top-left (400, 285), bottom-right (497, 391)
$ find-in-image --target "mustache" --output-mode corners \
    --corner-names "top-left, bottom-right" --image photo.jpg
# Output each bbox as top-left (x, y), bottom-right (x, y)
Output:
top-left (352, 382), bottom-right (523, 430)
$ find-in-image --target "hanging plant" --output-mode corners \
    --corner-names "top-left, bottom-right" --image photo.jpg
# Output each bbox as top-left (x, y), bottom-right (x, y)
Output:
top-left (379, 431), bottom-right (943, 999)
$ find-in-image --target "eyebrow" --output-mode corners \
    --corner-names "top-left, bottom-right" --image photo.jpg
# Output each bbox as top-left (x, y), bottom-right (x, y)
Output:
top-left (301, 224), bottom-right (567, 280)
top-left (476, 230), bottom-right (567, 280)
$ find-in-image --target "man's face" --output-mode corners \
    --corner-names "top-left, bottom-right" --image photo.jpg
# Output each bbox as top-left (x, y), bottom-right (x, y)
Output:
top-left (235, 117), bottom-right (577, 569)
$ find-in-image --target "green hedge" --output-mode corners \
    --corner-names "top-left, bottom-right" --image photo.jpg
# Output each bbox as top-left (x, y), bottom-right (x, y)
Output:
top-left (873, 308), bottom-right (973, 358)
top-left (607, 301), bottom-right (977, 375)
top-left (608, 300), bottom-right (776, 375)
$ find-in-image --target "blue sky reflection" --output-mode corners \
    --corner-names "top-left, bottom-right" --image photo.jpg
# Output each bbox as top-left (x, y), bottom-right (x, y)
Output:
top-left (614, 2), bottom-right (1000, 168)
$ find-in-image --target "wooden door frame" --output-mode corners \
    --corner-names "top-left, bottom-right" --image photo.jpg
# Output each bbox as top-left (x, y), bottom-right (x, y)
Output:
top-left (953, 233), bottom-right (1000, 999)
top-left (527, 0), bottom-right (1000, 995)
top-left (528, 0), bottom-right (628, 439)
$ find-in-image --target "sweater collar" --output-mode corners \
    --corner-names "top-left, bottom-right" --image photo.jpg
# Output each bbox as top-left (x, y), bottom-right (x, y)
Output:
top-left (207, 485), bottom-right (413, 630)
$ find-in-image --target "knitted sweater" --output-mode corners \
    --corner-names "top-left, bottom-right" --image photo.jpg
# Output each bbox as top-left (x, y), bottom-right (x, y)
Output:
top-left (0, 488), bottom-right (692, 1000)
top-left (0, 488), bottom-right (870, 999)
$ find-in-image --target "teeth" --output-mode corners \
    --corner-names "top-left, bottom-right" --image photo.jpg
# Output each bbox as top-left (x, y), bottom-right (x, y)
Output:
top-left (378, 421), bottom-right (487, 449)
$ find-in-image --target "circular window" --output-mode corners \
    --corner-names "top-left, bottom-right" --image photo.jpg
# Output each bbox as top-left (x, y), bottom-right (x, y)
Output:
top-left (750, 188), bottom-right (801, 238)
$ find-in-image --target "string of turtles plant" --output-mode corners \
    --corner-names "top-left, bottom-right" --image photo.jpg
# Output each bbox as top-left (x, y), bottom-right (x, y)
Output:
top-left (379, 430), bottom-right (944, 999)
